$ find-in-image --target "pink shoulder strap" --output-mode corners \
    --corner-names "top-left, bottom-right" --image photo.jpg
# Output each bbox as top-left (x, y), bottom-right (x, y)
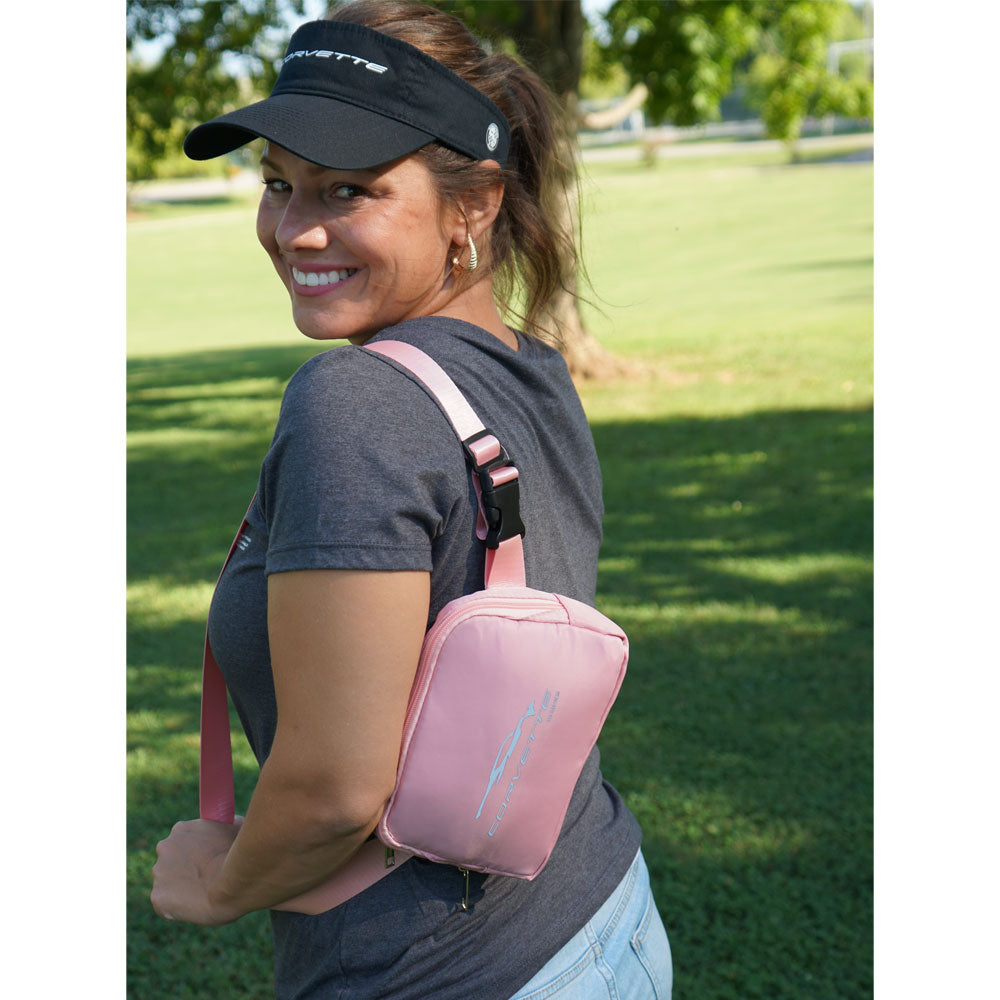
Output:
top-left (200, 503), bottom-right (252, 825)
top-left (363, 340), bottom-right (526, 589)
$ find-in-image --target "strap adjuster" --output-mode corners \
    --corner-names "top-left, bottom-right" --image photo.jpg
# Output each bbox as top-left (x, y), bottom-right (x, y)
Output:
top-left (461, 431), bottom-right (526, 550)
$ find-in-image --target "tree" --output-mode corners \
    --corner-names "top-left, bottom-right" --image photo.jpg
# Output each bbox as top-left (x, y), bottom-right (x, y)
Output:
top-left (126, 0), bottom-right (305, 184)
top-left (743, 1), bottom-right (872, 151)
top-left (603, 0), bottom-right (872, 154)
top-left (604, 0), bottom-right (762, 127)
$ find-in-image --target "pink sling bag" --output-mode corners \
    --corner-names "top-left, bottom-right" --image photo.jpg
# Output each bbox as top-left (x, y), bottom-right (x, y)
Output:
top-left (200, 341), bottom-right (628, 913)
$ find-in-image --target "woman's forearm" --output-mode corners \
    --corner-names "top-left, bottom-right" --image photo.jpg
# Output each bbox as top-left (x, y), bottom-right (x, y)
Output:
top-left (200, 567), bottom-right (427, 922)
top-left (208, 754), bottom-right (382, 920)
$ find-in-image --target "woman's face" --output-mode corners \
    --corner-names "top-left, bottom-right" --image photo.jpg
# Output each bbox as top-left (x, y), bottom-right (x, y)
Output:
top-left (256, 144), bottom-right (460, 344)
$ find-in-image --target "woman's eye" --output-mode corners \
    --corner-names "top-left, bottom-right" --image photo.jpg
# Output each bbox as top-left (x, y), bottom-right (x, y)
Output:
top-left (331, 183), bottom-right (366, 200)
top-left (262, 177), bottom-right (290, 194)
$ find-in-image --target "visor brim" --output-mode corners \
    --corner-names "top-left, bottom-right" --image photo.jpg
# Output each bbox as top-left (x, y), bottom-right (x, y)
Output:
top-left (184, 93), bottom-right (437, 170)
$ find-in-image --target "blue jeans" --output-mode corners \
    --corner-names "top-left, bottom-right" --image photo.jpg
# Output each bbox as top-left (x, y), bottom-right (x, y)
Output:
top-left (509, 849), bottom-right (672, 999)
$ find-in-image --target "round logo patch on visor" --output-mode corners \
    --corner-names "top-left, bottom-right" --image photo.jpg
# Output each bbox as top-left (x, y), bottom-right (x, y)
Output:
top-left (486, 123), bottom-right (500, 152)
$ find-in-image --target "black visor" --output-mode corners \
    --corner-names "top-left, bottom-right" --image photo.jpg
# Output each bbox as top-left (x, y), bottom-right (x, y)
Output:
top-left (184, 20), bottom-right (510, 170)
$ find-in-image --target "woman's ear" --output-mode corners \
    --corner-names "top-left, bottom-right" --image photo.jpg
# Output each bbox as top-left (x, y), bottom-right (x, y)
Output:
top-left (450, 160), bottom-right (505, 246)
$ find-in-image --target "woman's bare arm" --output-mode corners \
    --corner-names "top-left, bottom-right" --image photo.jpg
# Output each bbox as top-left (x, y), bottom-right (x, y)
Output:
top-left (152, 568), bottom-right (429, 924)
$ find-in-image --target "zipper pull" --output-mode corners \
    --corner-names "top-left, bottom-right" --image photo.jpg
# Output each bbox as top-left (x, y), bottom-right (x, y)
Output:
top-left (385, 847), bottom-right (396, 869)
top-left (458, 867), bottom-right (471, 911)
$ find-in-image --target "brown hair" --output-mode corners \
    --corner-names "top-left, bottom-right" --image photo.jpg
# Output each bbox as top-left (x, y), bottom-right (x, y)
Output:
top-left (326, 0), bottom-right (578, 346)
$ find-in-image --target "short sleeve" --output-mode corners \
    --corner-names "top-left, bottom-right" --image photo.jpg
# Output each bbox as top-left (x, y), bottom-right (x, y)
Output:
top-left (258, 347), bottom-right (465, 575)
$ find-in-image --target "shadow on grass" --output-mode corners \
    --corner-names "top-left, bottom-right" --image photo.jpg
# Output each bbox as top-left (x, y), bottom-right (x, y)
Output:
top-left (127, 344), bottom-right (872, 1000)
top-left (591, 408), bottom-right (871, 998)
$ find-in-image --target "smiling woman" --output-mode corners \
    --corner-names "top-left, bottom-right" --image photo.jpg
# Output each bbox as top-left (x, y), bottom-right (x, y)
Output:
top-left (149, 3), bottom-right (671, 999)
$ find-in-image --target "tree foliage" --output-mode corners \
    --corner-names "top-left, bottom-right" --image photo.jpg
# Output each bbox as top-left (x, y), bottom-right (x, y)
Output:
top-left (126, 0), bottom-right (305, 182)
top-left (604, 0), bottom-right (762, 126)
top-left (743, 1), bottom-right (873, 147)
top-left (603, 0), bottom-right (872, 148)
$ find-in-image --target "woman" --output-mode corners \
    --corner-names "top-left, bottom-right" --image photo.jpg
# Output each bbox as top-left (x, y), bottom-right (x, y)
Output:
top-left (150, 3), bottom-right (672, 998)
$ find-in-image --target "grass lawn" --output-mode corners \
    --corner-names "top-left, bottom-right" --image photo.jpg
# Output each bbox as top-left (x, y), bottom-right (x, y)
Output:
top-left (127, 142), bottom-right (872, 999)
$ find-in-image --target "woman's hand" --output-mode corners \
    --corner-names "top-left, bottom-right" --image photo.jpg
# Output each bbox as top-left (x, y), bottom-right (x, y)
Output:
top-left (150, 816), bottom-right (245, 926)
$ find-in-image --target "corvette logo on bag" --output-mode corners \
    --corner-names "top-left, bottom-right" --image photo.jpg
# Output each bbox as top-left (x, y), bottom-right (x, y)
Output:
top-left (476, 691), bottom-right (560, 836)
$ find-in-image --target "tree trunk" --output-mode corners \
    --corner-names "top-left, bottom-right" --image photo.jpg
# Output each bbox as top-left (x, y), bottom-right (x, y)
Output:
top-left (508, 0), bottom-right (634, 380)
top-left (546, 282), bottom-right (630, 381)
top-left (543, 155), bottom-right (638, 382)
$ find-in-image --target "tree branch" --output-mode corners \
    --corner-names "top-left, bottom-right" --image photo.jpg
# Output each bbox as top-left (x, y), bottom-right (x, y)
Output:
top-left (578, 83), bottom-right (648, 130)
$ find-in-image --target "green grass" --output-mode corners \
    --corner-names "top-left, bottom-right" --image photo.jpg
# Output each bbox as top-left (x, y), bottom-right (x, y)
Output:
top-left (128, 146), bottom-right (872, 999)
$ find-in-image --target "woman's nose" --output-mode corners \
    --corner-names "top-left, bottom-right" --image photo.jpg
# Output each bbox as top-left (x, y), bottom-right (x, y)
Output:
top-left (274, 196), bottom-right (329, 253)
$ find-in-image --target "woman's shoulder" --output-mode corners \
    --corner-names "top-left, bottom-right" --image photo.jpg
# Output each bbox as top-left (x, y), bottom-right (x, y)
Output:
top-left (272, 341), bottom-right (472, 482)
top-left (280, 342), bottom-right (438, 419)
top-left (285, 342), bottom-right (394, 389)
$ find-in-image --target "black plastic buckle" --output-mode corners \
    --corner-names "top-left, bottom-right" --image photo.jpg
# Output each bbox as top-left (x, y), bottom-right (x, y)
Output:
top-left (462, 431), bottom-right (526, 550)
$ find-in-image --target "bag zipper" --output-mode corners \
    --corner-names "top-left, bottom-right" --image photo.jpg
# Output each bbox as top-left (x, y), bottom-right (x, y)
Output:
top-left (458, 867), bottom-right (471, 911)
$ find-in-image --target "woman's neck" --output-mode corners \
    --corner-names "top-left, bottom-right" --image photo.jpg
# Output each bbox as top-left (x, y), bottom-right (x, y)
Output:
top-left (432, 278), bottom-right (518, 351)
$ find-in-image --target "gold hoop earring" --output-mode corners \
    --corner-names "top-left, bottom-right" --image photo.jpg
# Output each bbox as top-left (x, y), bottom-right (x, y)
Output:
top-left (452, 233), bottom-right (478, 273)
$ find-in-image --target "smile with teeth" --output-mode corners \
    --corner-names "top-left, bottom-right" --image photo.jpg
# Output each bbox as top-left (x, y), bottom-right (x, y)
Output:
top-left (291, 266), bottom-right (359, 288)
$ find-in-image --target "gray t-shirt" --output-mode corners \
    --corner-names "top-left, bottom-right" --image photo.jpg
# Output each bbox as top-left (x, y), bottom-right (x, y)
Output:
top-left (208, 317), bottom-right (641, 999)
